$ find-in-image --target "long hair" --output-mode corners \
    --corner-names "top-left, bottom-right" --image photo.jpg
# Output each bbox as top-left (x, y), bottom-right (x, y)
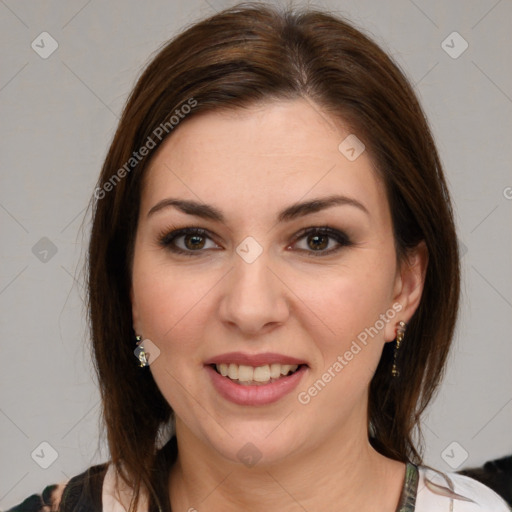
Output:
top-left (87, 3), bottom-right (460, 510)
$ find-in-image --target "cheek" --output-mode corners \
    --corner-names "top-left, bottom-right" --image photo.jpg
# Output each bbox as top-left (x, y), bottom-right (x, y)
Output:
top-left (293, 265), bottom-right (397, 411)
top-left (132, 243), bottom-right (180, 327)
top-left (290, 262), bottom-right (397, 398)
top-left (131, 259), bottom-right (211, 409)
top-left (131, 252), bottom-right (216, 358)
top-left (293, 259), bottom-right (395, 344)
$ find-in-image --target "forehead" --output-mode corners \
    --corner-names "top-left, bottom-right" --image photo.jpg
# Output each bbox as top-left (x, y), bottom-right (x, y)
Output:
top-left (141, 99), bottom-right (388, 224)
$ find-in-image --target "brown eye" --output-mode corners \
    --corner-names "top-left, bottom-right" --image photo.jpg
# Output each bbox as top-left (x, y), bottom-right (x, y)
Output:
top-left (159, 227), bottom-right (219, 256)
top-left (292, 227), bottom-right (352, 256)
top-left (306, 233), bottom-right (329, 251)
top-left (184, 233), bottom-right (206, 250)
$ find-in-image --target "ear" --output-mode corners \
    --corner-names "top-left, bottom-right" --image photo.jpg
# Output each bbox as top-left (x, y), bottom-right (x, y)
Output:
top-left (384, 241), bottom-right (428, 342)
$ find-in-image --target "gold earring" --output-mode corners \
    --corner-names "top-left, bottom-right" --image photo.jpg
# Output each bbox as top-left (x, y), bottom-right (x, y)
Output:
top-left (134, 334), bottom-right (149, 367)
top-left (391, 321), bottom-right (407, 377)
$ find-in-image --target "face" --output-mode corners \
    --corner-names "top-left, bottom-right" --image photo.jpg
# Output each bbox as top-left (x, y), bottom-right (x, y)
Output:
top-left (131, 99), bottom-right (425, 466)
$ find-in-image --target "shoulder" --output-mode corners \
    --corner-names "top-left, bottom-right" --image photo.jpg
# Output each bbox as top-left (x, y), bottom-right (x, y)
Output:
top-left (2, 463), bottom-right (108, 512)
top-left (415, 465), bottom-right (511, 511)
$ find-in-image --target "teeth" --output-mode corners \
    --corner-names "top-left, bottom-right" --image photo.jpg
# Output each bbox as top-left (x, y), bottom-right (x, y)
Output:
top-left (238, 364), bottom-right (253, 382)
top-left (253, 365), bottom-right (270, 382)
top-left (228, 363), bottom-right (238, 380)
top-left (270, 363), bottom-right (281, 379)
top-left (280, 364), bottom-right (292, 376)
top-left (218, 363), bottom-right (229, 377)
top-left (214, 363), bottom-right (299, 383)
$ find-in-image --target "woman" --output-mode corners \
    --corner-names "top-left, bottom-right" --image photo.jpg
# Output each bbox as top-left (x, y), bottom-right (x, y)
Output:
top-left (6, 3), bottom-right (510, 512)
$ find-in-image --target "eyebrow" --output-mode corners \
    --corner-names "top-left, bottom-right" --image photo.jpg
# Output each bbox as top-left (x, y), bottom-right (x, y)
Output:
top-left (147, 194), bottom-right (369, 222)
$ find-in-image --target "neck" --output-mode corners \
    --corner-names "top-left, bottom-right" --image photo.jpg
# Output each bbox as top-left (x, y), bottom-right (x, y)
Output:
top-left (168, 420), bottom-right (406, 512)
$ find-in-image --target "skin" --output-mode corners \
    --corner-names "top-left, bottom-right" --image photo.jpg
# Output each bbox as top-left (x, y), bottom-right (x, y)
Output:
top-left (131, 98), bottom-right (428, 512)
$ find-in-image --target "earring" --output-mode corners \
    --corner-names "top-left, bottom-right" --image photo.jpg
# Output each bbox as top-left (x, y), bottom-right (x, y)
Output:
top-left (391, 321), bottom-right (407, 377)
top-left (134, 334), bottom-right (149, 367)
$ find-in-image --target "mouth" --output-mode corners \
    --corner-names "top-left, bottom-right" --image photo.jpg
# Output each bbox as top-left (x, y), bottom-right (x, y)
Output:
top-left (208, 362), bottom-right (307, 386)
top-left (203, 352), bottom-right (309, 406)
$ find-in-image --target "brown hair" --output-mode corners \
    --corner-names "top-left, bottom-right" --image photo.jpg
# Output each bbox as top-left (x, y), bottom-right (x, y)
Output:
top-left (87, 3), bottom-right (460, 510)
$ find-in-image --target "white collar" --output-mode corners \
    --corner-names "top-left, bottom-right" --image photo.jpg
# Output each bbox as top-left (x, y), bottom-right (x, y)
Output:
top-left (415, 465), bottom-right (510, 511)
top-left (102, 463), bottom-right (150, 512)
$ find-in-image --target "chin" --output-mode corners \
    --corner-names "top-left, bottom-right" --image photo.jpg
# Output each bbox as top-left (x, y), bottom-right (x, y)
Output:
top-left (187, 416), bottom-right (306, 468)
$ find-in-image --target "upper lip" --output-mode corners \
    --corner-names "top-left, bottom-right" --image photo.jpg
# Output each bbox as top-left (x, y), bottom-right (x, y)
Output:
top-left (204, 352), bottom-right (308, 367)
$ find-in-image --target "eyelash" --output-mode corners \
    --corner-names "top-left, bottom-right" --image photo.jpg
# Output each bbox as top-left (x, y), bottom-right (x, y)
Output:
top-left (157, 225), bottom-right (353, 257)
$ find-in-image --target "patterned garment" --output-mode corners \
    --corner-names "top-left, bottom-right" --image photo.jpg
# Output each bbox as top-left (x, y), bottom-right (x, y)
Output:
top-left (397, 462), bottom-right (419, 511)
top-left (4, 458), bottom-right (511, 511)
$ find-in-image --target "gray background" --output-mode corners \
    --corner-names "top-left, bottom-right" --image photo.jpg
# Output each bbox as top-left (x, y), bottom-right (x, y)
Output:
top-left (1, 0), bottom-right (511, 507)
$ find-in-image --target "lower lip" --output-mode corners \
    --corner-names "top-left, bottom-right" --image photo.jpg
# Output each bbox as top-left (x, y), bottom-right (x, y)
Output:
top-left (205, 365), bottom-right (307, 406)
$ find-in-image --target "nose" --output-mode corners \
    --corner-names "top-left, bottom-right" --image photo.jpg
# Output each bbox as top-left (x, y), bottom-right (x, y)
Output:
top-left (218, 249), bottom-right (290, 336)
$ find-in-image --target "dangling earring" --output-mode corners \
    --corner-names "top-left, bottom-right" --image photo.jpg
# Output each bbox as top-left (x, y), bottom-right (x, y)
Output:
top-left (134, 334), bottom-right (149, 367)
top-left (391, 321), bottom-right (407, 377)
